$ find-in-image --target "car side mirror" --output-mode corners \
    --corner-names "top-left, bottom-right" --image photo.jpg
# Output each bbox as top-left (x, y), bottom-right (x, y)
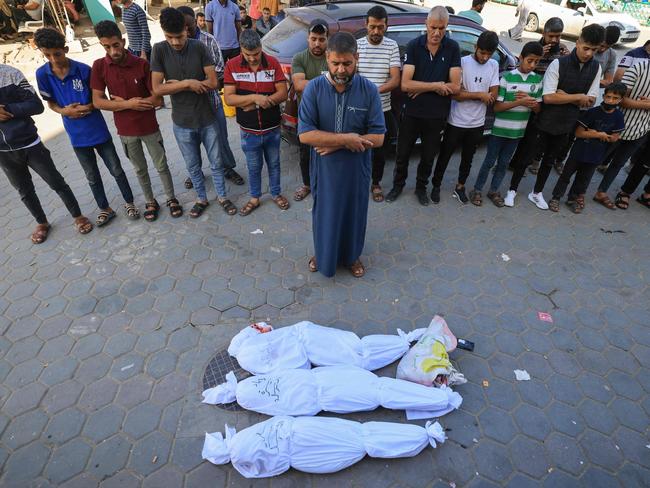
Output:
top-left (577, 6), bottom-right (586, 15)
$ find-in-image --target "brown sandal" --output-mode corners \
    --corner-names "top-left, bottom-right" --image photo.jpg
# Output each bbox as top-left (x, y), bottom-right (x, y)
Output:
top-left (488, 191), bottom-right (505, 208)
top-left (74, 216), bottom-right (93, 235)
top-left (308, 256), bottom-right (317, 272)
top-left (593, 193), bottom-right (616, 210)
top-left (615, 191), bottom-right (630, 210)
top-left (350, 259), bottom-right (365, 278)
top-left (239, 199), bottom-right (260, 216)
top-left (293, 185), bottom-right (311, 201)
top-left (469, 190), bottom-right (482, 206)
top-left (571, 195), bottom-right (585, 214)
top-left (273, 194), bottom-right (290, 210)
top-left (31, 223), bottom-right (50, 244)
top-left (548, 198), bottom-right (560, 212)
top-left (371, 185), bottom-right (384, 202)
top-left (218, 199), bottom-right (237, 216)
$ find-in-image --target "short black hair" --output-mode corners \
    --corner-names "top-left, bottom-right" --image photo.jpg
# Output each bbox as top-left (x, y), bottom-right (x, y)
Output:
top-left (476, 31), bottom-right (498, 53)
top-left (177, 5), bottom-right (195, 18)
top-left (445, 6), bottom-right (455, 14)
top-left (366, 5), bottom-right (388, 22)
top-left (160, 7), bottom-right (186, 34)
top-left (521, 41), bottom-right (544, 58)
top-left (604, 25), bottom-right (620, 46)
top-left (472, 0), bottom-right (486, 7)
top-left (327, 32), bottom-right (357, 55)
top-left (544, 17), bottom-right (564, 33)
top-left (580, 23), bottom-right (605, 46)
top-left (34, 27), bottom-right (65, 49)
top-left (197, 12), bottom-right (205, 18)
top-left (604, 81), bottom-right (627, 98)
top-left (94, 20), bottom-right (122, 39)
top-left (262, 7), bottom-right (270, 12)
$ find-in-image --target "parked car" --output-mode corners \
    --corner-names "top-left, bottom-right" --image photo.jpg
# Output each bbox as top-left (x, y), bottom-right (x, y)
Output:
top-left (524, 0), bottom-right (640, 43)
top-left (262, 0), bottom-right (518, 145)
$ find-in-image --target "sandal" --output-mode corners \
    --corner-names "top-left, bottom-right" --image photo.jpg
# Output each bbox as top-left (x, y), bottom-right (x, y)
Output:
top-left (615, 191), bottom-right (630, 210)
top-left (219, 199), bottom-right (238, 216)
top-left (637, 193), bottom-right (650, 208)
top-left (308, 256), bottom-right (318, 273)
top-left (74, 216), bottom-right (93, 235)
top-left (31, 223), bottom-right (50, 244)
top-left (488, 191), bottom-right (505, 208)
top-left (571, 195), bottom-right (585, 214)
top-left (166, 198), bottom-right (183, 218)
top-left (239, 199), bottom-right (260, 216)
top-left (273, 195), bottom-right (290, 210)
top-left (184, 177), bottom-right (193, 190)
top-left (143, 200), bottom-right (160, 222)
top-left (469, 190), bottom-right (482, 206)
top-left (95, 209), bottom-right (116, 227)
top-left (548, 198), bottom-right (560, 212)
top-left (593, 192), bottom-right (616, 210)
top-left (371, 185), bottom-right (384, 202)
top-left (350, 259), bottom-right (365, 278)
top-left (124, 203), bottom-right (140, 220)
top-left (293, 185), bottom-right (311, 201)
top-left (189, 201), bottom-right (209, 218)
top-left (224, 169), bottom-right (245, 186)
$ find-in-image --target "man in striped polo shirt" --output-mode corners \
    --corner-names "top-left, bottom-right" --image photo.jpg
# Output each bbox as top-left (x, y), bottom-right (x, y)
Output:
top-left (356, 5), bottom-right (400, 202)
top-left (119, 0), bottom-right (151, 60)
top-left (470, 41), bottom-right (543, 207)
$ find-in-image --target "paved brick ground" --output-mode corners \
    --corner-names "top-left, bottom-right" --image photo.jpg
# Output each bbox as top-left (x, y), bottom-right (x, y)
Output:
top-left (0, 90), bottom-right (649, 486)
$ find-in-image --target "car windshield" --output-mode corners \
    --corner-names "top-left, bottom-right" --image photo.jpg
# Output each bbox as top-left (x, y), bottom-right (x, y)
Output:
top-left (590, 0), bottom-right (621, 13)
top-left (261, 16), bottom-right (309, 58)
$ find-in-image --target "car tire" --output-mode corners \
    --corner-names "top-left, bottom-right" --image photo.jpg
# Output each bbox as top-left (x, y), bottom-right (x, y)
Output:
top-left (525, 13), bottom-right (539, 33)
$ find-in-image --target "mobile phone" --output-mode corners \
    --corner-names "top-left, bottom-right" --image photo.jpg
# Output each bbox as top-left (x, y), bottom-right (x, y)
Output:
top-left (457, 338), bottom-right (475, 352)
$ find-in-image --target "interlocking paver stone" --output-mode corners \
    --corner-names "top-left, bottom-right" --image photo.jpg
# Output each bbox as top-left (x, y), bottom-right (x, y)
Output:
top-left (44, 439), bottom-right (92, 485)
top-left (88, 435), bottom-right (131, 480)
top-left (82, 405), bottom-right (125, 443)
top-left (1, 409), bottom-right (48, 450)
top-left (1, 441), bottom-right (51, 486)
top-left (44, 408), bottom-right (85, 445)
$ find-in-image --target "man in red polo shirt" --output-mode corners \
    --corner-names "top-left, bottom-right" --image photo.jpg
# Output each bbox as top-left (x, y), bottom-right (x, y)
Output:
top-left (90, 20), bottom-right (183, 221)
top-left (224, 29), bottom-right (289, 216)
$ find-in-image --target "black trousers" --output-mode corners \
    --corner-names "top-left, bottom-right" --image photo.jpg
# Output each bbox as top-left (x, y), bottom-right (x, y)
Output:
top-left (0, 142), bottom-right (82, 224)
top-left (392, 115), bottom-right (445, 191)
top-left (508, 113), bottom-right (540, 168)
top-left (371, 109), bottom-right (397, 185)
top-left (621, 142), bottom-right (650, 195)
top-left (597, 136), bottom-right (646, 192)
top-left (510, 129), bottom-right (570, 192)
top-left (432, 124), bottom-right (484, 188)
top-left (552, 158), bottom-right (597, 200)
top-left (221, 48), bottom-right (241, 63)
top-left (299, 142), bottom-right (310, 187)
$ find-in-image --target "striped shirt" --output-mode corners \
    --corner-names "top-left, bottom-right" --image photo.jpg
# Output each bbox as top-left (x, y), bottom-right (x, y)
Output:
top-left (357, 36), bottom-right (400, 112)
top-left (195, 29), bottom-right (225, 110)
top-left (122, 2), bottom-right (151, 55)
top-left (491, 69), bottom-right (543, 139)
top-left (619, 61), bottom-right (650, 140)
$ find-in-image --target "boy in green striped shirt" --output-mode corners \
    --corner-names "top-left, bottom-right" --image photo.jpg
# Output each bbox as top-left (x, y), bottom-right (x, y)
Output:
top-left (470, 42), bottom-right (544, 207)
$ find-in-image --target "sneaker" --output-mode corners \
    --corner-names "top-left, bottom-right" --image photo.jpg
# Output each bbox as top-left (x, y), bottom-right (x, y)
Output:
top-left (385, 187), bottom-right (402, 203)
top-left (430, 186), bottom-right (441, 204)
top-left (453, 187), bottom-right (468, 204)
top-left (504, 190), bottom-right (516, 207)
top-left (528, 191), bottom-right (549, 210)
top-left (415, 189), bottom-right (429, 206)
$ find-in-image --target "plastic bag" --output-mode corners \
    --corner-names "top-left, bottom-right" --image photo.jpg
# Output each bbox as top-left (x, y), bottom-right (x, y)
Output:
top-left (202, 416), bottom-right (446, 478)
top-left (396, 316), bottom-right (467, 387)
top-left (228, 321), bottom-right (425, 375)
top-left (202, 366), bottom-right (462, 417)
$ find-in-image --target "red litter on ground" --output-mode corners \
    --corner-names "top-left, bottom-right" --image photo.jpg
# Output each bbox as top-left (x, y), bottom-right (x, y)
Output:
top-left (537, 312), bottom-right (553, 323)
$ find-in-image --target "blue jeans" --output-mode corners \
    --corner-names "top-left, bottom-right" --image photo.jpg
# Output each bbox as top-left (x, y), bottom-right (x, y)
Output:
top-left (173, 122), bottom-right (226, 201)
top-left (215, 102), bottom-right (237, 171)
top-left (240, 128), bottom-right (281, 198)
top-left (73, 139), bottom-right (134, 209)
top-left (474, 135), bottom-right (520, 193)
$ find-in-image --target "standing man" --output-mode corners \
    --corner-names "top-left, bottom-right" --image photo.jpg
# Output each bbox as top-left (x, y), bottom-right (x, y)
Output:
top-left (91, 20), bottom-right (183, 221)
top-left (357, 5), bottom-right (400, 202)
top-left (223, 30), bottom-right (289, 216)
top-left (385, 6), bottom-right (461, 205)
top-left (119, 0), bottom-right (152, 60)
top-left (206, 0), bottom-right (242, 62)
top-left (178, 6), bottom-right (244, 188)
top-left (507, 0), bottom-right (531, 41)
top-left (595, 26), bottom-right (620, 89)
top-left (291, 18), bottom-right (329, 202)
top-left (151, 7), bottom-right (237, 217)
top-left (298, 32), bottom-right (385, 278)
top-left (457, 0), bottom-right (485, 25)
top-left (614, 40), bottom-right (650, 82)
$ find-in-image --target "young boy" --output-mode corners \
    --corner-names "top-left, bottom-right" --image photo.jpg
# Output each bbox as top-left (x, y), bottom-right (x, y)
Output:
top-left (91, 20), bottom-right (183, 221)
top-left (196, 12), bottom-right (207, 32)
top-left (239, 5), bottom-right (253, 30)
top-left (431, 30), bottom-right (500, 204)
top-left (548, 82), bottom-right (626, 213)
top-left (470, 41), bottom-right (543, 207)
top-left (34, 27), bottom-right (139, 226)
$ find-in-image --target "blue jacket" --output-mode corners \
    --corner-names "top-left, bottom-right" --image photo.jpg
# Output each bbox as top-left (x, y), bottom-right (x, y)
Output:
top-left (0, 65), bottom-right (44, 151)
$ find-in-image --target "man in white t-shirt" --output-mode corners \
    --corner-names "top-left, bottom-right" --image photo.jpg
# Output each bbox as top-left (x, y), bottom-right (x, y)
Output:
top-left (356, 5), bottom-right (401, 202)
top-left (431, 31), bottom-right (499, 203)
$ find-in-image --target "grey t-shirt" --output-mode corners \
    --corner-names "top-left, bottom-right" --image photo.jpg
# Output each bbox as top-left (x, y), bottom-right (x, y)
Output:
top-left (594, 48), bottom-right (617, 79)
top-left (150, 39), bottom-right (216, 128)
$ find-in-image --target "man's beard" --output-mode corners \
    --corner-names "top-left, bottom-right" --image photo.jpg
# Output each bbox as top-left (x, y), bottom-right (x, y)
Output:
top-left (369, 34), bottom-right (382, 44)
top-left (311, 48), bottom-right (323, 56)
top-left (333, 74), bottom-right (352, 85)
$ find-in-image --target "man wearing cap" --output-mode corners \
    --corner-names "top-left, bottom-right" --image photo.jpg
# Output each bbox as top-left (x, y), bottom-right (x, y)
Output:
top-left (291, 18), bottom-right (329, 202)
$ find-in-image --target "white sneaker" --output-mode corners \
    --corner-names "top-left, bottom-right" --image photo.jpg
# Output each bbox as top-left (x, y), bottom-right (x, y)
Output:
top-left (504, 190), bottom-right (516, 207)
top-left (528, 192), bottom-right (549, 210)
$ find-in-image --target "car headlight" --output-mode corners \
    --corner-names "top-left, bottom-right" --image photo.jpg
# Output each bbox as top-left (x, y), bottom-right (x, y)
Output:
top-left (609, 21), bottom-right (624, 30)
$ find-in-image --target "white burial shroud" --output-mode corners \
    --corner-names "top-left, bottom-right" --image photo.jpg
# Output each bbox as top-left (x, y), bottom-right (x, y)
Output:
top-left (228, 321), bottom-right (425, 374)
top-left (202, 366), bottom-right (462, 417)
top-left (202, 416), bottom-right (446, 478)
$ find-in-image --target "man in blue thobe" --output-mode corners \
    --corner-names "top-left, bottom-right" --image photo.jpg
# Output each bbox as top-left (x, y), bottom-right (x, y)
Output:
top-left (298, 32), bottom-right (385, 278)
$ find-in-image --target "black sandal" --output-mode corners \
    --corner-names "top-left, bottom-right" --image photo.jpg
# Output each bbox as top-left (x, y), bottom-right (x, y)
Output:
top-left (166, 198), bottom-right (183, 218)
top-left (615, 191), bottom-right (630, 210)
top-left (219, 199), bottom-right (238, 216)
top-left (225, 170), bottom-right (245, 186)
top-left (637, 194), bottom-right (650, 208)
top-left (189, 201), bottom-right (209, 218)
top-left (96, 209), bottom-right (116, 227)
top-left (143, 200), bottom-right (160, 222)
top-left (124, 203), bottom-right (140, 220)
